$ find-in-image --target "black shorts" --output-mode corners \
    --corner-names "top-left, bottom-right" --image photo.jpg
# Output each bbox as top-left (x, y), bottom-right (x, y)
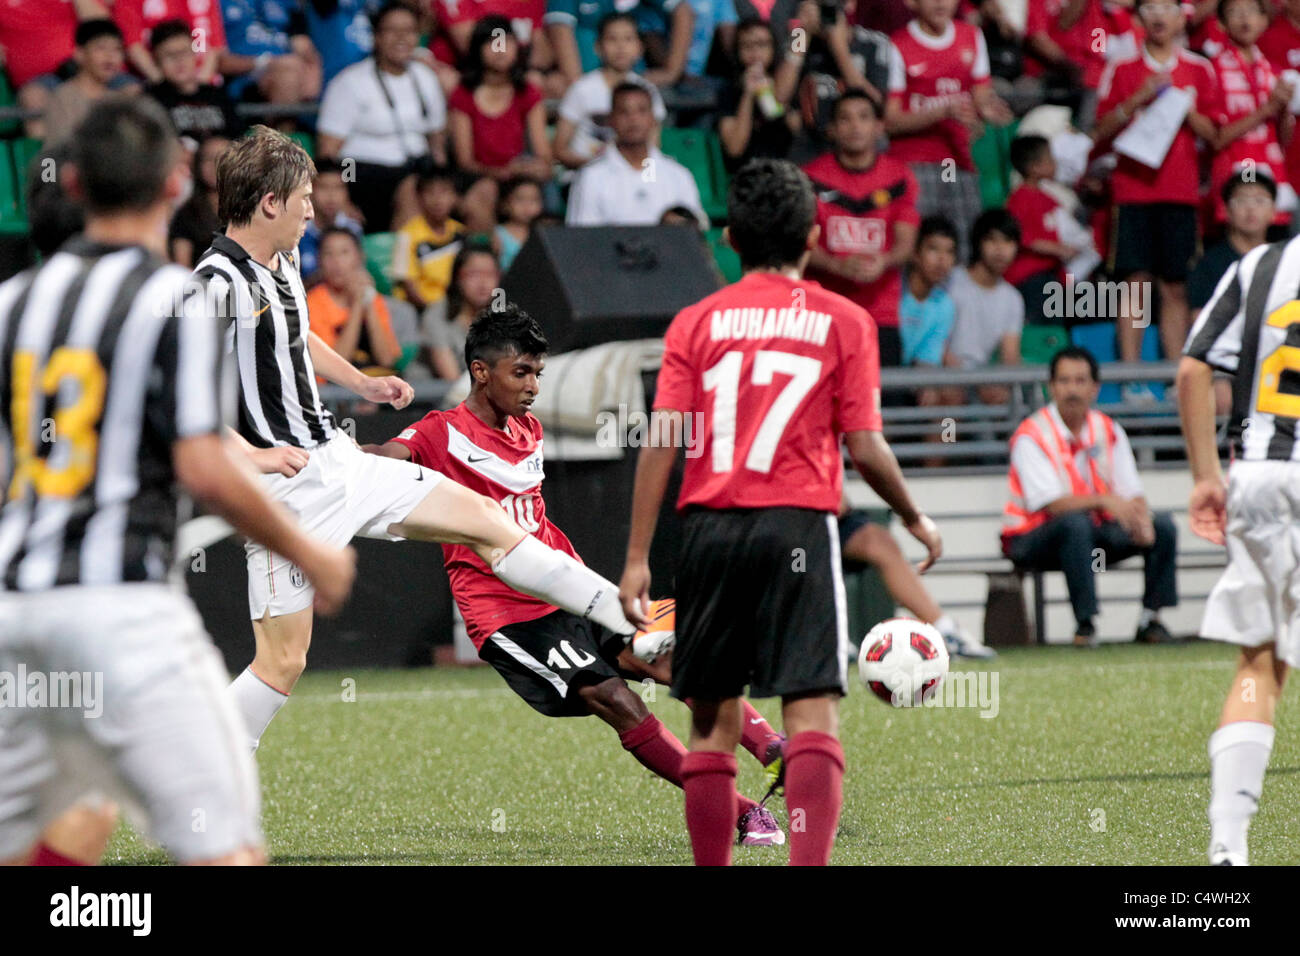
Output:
top-left (671, 507), bottom-right (850, 702)
top-left (838, 509), bottom-right (874, 572)
top-left (1110, 202), bottom-right (1199, 282)
top-left (479, 610), bottom-right (626, 717)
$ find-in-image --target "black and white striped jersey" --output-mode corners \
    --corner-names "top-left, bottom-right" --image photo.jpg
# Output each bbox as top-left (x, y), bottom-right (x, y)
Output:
top-left (0, 238), bottom-right (225, 591)
top-left (194, 234), bottom-right (337, 449)
top-left (1185, 235), bottom-right (1300, 463)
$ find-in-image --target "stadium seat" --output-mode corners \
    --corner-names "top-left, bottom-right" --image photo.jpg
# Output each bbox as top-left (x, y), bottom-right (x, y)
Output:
top-left (971, 120), bottom-right (1018, 210)
top-left (0, 141), bottom-right (27, 236)
top-left (12, 137), bottom-right (40, 220)
top-left (1020, 323), bottom-right (1069, 365)
top-left (361, 231), bottom-right (397, 295)
top-left (0, 73), bottom-right (19, 138)
top-left (705, 227), bottom-right (741, 283)
top-left (659, 127), bottom-right (726, 222)
top-left (284, 131), bottom-right (315, 158)
top-left (1070, 322), bottom-right (1121, 403)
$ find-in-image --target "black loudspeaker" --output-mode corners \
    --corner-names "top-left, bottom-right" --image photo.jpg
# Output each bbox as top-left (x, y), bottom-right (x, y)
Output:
top-left (501, 225), bottom-right (721, 351)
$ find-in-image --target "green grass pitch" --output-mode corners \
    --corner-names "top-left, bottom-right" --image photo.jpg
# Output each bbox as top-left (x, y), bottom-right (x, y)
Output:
top-left (102, 640), bottom-right (1300, 865)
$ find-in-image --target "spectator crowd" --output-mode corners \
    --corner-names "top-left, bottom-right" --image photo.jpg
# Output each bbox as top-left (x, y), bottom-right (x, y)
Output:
top-left (5, 0), bottom-right (1299, 394)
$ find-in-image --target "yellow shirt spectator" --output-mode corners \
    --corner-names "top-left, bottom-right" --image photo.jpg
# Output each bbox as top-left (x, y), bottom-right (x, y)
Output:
top-left (392, 215), bottom-right (464, 308)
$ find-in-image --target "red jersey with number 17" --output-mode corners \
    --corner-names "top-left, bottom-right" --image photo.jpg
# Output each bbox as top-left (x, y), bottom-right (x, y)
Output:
top-left (390, 403), bottom-right (579, 650)
top-left (654, 272), bottom-right (882, 514)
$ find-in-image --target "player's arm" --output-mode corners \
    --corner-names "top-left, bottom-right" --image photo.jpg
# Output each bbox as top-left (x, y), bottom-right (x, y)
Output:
top-left (1177, 354), bottom-right (1227, 544)
top-left (306, 329), bottom-right (414, 410)
top-left (618, 409), bottom-right (682, 620)
top-left (224, 426), bottom-right (310, 477)
top-left (844, 428), bottom-right (941, 572)
top-left (360, 440), bottom-right (412, 459)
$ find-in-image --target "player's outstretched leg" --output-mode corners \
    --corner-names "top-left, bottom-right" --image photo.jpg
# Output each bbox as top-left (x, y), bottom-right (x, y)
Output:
top-left (391, 480), bottom-right (640, 638)
top-left (1208, 644), bottom-right (1286, 865)
top-left (782, 691), bottom-right (844, 867)
top-left (229, 608), bottom-right (311, 751)
top-left (577, 678), bottom-right (783, 847)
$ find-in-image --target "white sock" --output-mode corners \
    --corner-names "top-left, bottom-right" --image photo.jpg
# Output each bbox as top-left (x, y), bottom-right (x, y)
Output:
top-left (492, 535), bottom-right (634, 636)
top-left (229, 667), bottom-right (289, 752)
top-left (1138, 607), bottom-right (1157, 627)
top-left (934, 614), bottom-right (957, 635)
top-left (1208, 721), bottom-right (1274, 863)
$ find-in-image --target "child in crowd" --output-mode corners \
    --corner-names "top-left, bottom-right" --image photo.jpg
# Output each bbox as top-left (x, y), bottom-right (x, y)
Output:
top-left (900, 216), bottom-right (959, 405)
top-left (306, 227), bottom-right (403, 373)
top-left (1006, 135), bottom-right (1078, 325)
top-left (392, 166), bottom-right (466, 312)
top-left (944, 209), bottom-right (1024, 407)
top-left (553, 12), bottom-right (667, 170)
top-left (45, 20), bottom-right (139, 146)
top-left (146, 18), bottom-right (241, 143)
top-left (424, 244), bottom-right (502, 381)
top-left (299, 158), bottom-right (364, 279)
top-left (494, 176), bottom-right (544, 273)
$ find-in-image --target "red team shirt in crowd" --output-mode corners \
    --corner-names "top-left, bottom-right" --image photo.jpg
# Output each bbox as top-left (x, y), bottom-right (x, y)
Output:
top-left (113, 0), bottom-right (228, 75)
top-left (1005, 183), bottom-right (1066, 286)
top-left (390, 403), bottom-right (581, 650)
top-left (1024, 0), bottom-right (1111, 88)
top-left (1097, 47), bottom-right (1219, 205)
top-left (886, 18), bottom-right (991, 170)
top-left (1208, 43), bottom-right (1290, 223)
top-left (430, 0), bottom-right (545, 66)
top-left (1257, 12), bottom-right (1300, 211)
top-left (654, 272), bottom-right (882, 514)
top-left (448, 82), bottom-right (544, 169)
top-left (802, 152), bottom-right (919, 329)
top-left (0, 0), bottom-right (80, 89)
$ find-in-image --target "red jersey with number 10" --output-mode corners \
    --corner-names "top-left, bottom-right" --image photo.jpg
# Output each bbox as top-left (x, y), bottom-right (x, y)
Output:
top-left (390, 403), bottom-right (579, 649)
top-left (654, 272), bottom-right (882, 514)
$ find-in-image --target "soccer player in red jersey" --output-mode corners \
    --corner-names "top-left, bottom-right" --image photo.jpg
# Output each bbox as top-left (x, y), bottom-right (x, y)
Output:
top-left (367, 305), bottom-right (788, 848)
top-left (618, 159), bottom-right (942, 866)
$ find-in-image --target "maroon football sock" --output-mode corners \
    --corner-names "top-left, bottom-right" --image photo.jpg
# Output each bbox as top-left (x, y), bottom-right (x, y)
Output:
top-left (682, 751), bottom-right (738, 866)
top-left (784, 731), bottom-right (845, 866)
top-left (30, 843), bottom-right (84, 866)
top-left (739, 700), bottom-right (783, 765)
top-left (619, 713), bottom-right (685, 786)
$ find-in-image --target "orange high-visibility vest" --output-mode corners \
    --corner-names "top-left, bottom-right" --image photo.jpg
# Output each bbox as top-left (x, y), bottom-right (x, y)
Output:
top-left (1002, 406), bottom-right (1118, 548)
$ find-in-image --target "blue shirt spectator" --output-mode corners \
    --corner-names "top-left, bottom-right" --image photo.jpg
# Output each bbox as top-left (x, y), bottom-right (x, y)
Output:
top-left (305, 0), bottom-right (383, 84)
top-left (638, 0), bottom-right (733, 78)
top-left (899, 281), bottom-right (954, 367)
top-left (221, 0), bottom-right (300, 98)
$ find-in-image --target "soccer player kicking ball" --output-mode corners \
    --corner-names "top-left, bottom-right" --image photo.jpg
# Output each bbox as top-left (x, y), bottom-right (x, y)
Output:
top-left (194, 127), bottom-right (650, 752)
top-left (367, 305), bottom-right (787, 846)
top-left (1178, 232), bottom-right (1300, 866)
top-left (619, 159), bottom-right (942, 866)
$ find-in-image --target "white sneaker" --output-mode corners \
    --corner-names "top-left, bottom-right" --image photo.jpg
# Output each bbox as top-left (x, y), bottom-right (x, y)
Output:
top-left (940, 625), bottom-right (997, 660)
top-left (1209, 842), bottom-right (1248, 866)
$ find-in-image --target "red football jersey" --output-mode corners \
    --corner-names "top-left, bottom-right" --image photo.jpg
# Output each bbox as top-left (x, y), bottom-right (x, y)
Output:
top-left (886, 19), bottom-right (992, 170)
top-left (430, 0), bottom-right (544, 66)
top-left (1208, 44), bottom-right (1289, 224)
top-left (1024, 0), bottom-right (1109, 87)
top-left (391, 403), bottom-right (580, 650)
top-left (802, 151), bottom-right (919, 329)
top-left (1005, 184), bottom-right (1065, 286)
top-left (1096, 47), bottom-right (1219, 205)
top-left (114, 0), bottom-right (227, 75)
top-left (654, 272), bottom-right (882, 513)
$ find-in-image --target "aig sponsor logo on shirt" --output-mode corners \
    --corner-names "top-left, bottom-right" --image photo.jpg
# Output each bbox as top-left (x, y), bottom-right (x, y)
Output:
top-left (826, 216), bottom-right (885, 255)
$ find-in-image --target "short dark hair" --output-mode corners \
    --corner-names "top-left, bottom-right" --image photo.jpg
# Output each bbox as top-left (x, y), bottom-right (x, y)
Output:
top-left (1221, 166), bottom-right (1277, 204)
top-left (69, 96), bottom-right (178, 214)
top-left (596, 11), bottom-right (639, 40)
top-left (831, 87), bottom-right (882, 121)
top-left (497, 174), bottom-right (541, 217)
top-left (28, 141), bottom-right (84, 258)
top-left (465, 300), bottom-right (548, 371)
top-left (610, 80), bottom-right (653, 110)
top-left (447, 241), bottom-right (500, 320)
top-left (319, 225), bottom-right (362, 251)
top-left (726, 159), bottom-right (816, 270)
top-left (370, 0), bottom-right (421, 34)
top-left (1218, 0), bottom-right (1270, 21)
top-left (970, 208), bottom-right (1020, 263)
top-left (416, 164), bottom-right (457, 192)
top-left (149, 18), bottom-right (192, 51)
top-left (313, 156), bottom-right (345, 178)
top-left (1050, 345), bottom-right (1100, 383)
top-left (917, 214), bottom-right (958, 249)
top-left (75, 18), bottom-right (122, 47)
top-left (217, 125), bottom-right (316, 227)
top-left (1009, 134), bottom-right (1051, 178)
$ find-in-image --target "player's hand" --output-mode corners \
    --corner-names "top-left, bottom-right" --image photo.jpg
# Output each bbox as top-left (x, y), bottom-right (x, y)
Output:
top-left (304, 544), bottom-right (357, 616)
top-left (359, 374), bottom-right (414, 409)
top-left (1268, 79), bottom-right (1294, 116)
top-left (978, 94), bottom-right (1014, 127)
top-left (905, 512), bottom-right (942, 573)
top-left (618, 560), bottom-right (654, 631)
top-left (1132, 74), bottom-right (1166, 110)
top-left (1189, 477), bottom-right (1228, 545)
top-left (249, 445), bottom-right (310, 478)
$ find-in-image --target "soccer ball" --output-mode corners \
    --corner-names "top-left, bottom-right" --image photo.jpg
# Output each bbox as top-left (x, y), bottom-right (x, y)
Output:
top-left (857, 618), bottom-right (950, 707)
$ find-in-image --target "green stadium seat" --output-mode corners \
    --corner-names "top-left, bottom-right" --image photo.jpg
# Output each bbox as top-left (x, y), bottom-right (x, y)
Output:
top-left (705, 227), bottom-right (741, 283)
top-left (0, 73), bottom-right (19, 139)
top-left (971, 120), bottom-right (1020, 210)
top-left (1020, 323), bottom-right (1069, 365)
top-left (0, 141), bottom-right (27, 236)
top-left (659, 127), bottom-right (726, 222)
top-left (361, 231), bottom-right (397, 295)
top-left (12, 137), bottom-right (40, 220)
top-left (285, 131), bottom-right (316, 158)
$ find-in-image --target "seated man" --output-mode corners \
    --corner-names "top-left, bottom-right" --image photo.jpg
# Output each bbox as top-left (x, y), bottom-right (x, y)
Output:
top-left (1001, 346), bottom-right (1178, 647)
